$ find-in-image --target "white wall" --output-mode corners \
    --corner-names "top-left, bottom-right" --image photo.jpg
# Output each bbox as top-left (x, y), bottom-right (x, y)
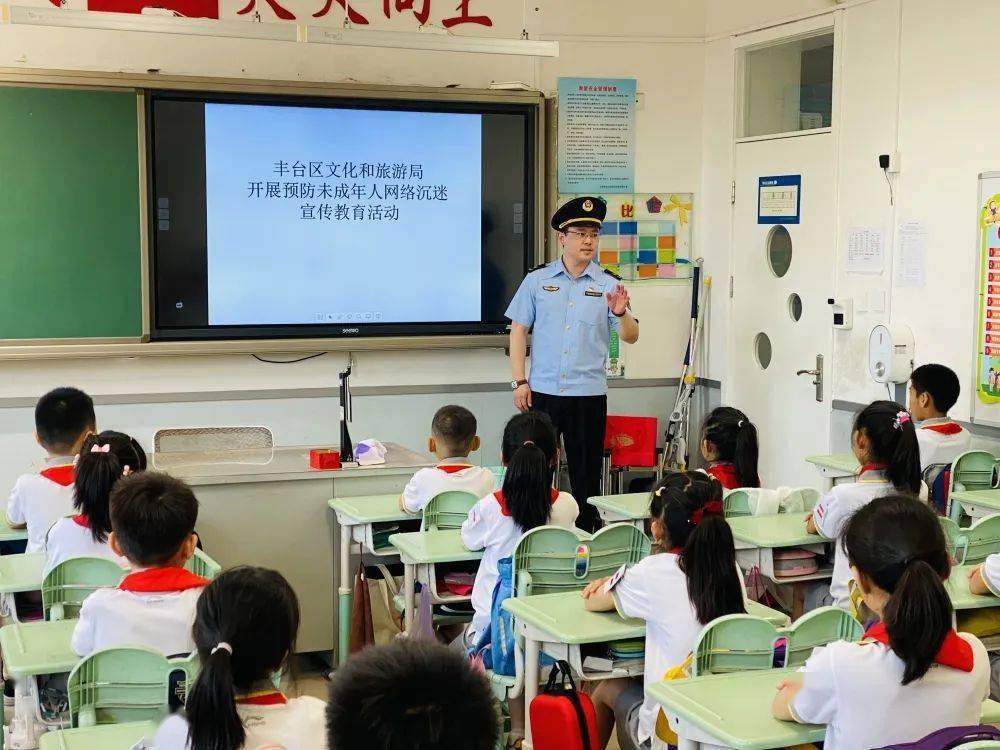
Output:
top-left (0, 1), bottom-right (707, 485)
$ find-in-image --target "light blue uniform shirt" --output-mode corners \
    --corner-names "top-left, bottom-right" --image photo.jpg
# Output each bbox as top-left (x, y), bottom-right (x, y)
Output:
top-left (505, 259), bottom-right (622, 397)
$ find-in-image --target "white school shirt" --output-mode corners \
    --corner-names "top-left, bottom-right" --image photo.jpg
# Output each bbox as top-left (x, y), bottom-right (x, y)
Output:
top-left (791, 633), bottom-right (989, 750)
top-left (461, 489), bottom-right (579, 639)
top-left (916, 417), bottom-right (972, 470)
top-left (977, 553), bottom-right (1000, 595)
top-left (43, 516), bottom-right (130, 578)
top-left (811, 468), bottom-right (894, 610)
top-left (400, 460), bottom-right (496, 514)
top-left (611, 553), bottom-right (703, 744)
top-left (154, 695), bottom-right (328, 750)
top-left (7, 458), bottom-right (76, 554)
top-left (71, 567), bottom-right (209, 657)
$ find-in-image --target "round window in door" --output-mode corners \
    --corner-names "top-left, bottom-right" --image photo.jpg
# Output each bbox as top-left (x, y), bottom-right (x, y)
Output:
top-left (766, 225), bottom-right (793, 278)
top-left (788, 293), bottom-right (803, 321)
top-left (754, 332), bottom-right (772, 370)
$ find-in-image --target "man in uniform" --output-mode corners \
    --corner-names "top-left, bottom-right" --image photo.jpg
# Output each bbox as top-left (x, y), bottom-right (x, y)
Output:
top-left (505, 196), bottom-right (639, 531)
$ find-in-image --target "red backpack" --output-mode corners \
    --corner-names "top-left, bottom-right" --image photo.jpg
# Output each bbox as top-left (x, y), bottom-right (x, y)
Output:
top-left (529, 661), bottom-right (599, 750)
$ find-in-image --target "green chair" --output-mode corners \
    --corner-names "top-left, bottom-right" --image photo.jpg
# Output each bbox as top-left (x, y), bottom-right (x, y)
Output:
top-left (185, 548), bottom-right (223, 580)
top-left (783, 606), bottom-right (862, 669)
top-left (787, 487), bottom-right (821, 512)
top-left (488, 524), bottom-right (650, 711)
top-left (723, 490), bottom-right (752, 519)
top-left (691, 614), bottom-right (779, 676)
top-left (42, 556), bottom-right (126, 622)
top-left (949, 450), bottom-right (999, 522)
top-left (67, 646), bottom-right (199, 728)
top-left (954, 515), bottom-right (1000, 566)
top-left (941, 516), bottom-right (963, 561)
top-left (421, 491), bottom-right (479, 531)
top-left (512, 523), bottom-right (650, 598)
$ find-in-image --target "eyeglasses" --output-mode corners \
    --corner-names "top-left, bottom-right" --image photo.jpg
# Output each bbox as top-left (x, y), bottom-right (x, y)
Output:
top-left (565, 229), bottom-right (600, 241)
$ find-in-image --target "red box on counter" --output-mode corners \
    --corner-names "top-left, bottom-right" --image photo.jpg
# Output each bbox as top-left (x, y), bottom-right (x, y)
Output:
top-left (309, 448), bottom-right (341, 471)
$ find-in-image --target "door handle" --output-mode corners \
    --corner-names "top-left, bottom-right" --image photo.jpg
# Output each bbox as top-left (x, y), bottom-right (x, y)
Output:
top-left (795, 355), bottom-right (824, 402)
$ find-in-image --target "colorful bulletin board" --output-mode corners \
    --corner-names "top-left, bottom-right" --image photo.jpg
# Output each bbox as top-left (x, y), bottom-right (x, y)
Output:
top-left (973, 174), bottom-right (1000, 426)
top-left (557, 192), bottom-right (694, 280)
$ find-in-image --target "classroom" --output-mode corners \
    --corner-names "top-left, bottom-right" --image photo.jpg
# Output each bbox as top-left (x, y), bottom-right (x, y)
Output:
top-left (2, 0), bottom-right (1000, 749)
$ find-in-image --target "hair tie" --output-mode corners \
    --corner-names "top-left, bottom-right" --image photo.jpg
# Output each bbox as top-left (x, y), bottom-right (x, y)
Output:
top-left (522, 440), bottom-right (535, 446)
top-left (690, 507), bottom-right (705, 526)
top-left (893, 411), bottom-right (911, 430)
top-left (737, 419), bottom-right (744, 427)
top-left (211, 642), bottom-right (233, 656)
top-left (90, 444), bottom-right (110, 454)
top-left (122, 465), bottom-right (131, 477)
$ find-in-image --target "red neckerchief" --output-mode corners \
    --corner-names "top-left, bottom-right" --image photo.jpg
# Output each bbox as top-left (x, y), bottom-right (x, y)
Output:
top-left (436, 463), bottom-right (473, 475)
top-left (40, 465), bottom-right (74, 487)
top-left (494, 488), bottom-right (560, 517)
top-left (118, 567), bottom-right (209, 593)
top-left (667, 546), bottom-right (683, 554)
top-left (706, 463), bottom-right (739, 490)
top-left (922, 422), bottom-right (964, 436)
top-left (858, 462), bottom-right (889, 478)
top-left (864, 622), bottom-right (974, 672)
top-left (236, 691), bottom-right (287, 706)
top-left (72, 514), bottom-right (89, 529)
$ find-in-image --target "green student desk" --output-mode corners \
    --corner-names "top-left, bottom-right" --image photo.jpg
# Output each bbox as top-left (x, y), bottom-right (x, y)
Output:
top-left (38, 720), bottom-right (158, 749)
top-left (650, 667), bottom-right (1000, 750)
top-left (727, 512), bottom-right (832, 618)
top-left (388, 529), bottom-right (483, 633)
top-left (587, 492), bottom-right (649, 529)
top-left (0, 516), bottom-right (29, 543)
top-left (502, 591), bottom-right (789, 749)
top-left (949, 489), bottom-right (1000, 520)
top-left (0, 552), bottom-right (46, 624)
top-left (328, 494), bottom-right (418, 662)
top-left (805, 453), bottom-right (859, 491)
top-left (0, 618), bottom-right (78, 676)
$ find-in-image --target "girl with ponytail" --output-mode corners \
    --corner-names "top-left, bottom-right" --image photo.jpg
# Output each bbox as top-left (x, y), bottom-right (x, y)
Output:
top-left (43, 430), bottom-right (145, 577)
top-left (582, 471), bottom-right (745, 750)
top-left (775, 495), bottom-right (989, 750)
top-left (700, 406), bottom-right (760, 489)
top-left (153, 566), bottom-right (327, 750)
top-left (461, 411), bottom-right (579, 644)
top-left (806, 400), bottom-right (924, 610)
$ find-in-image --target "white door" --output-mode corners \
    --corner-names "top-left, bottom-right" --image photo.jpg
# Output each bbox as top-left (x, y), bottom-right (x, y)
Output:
top-left (728, 133), bottom-right (836, 488)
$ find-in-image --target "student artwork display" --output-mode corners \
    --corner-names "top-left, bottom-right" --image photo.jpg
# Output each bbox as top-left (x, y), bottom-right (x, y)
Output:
top-left (557, 192), bottom-right (694, 281)
top-left (976, 192), bottom-right (1000, 404)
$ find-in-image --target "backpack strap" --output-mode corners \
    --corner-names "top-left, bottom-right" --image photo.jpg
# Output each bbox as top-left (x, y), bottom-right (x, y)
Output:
top-left (544, 661), bottom-right (594, 750)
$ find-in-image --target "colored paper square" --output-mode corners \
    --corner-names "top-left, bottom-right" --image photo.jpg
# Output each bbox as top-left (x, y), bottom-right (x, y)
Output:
top-left (618, 264), bottom-right (638, 281)
top-left (658, 221), bottom-right (676, 234)
top-left (657, 235), bottom-right (676, 250)
top-left (639, 235), bottom-right (657, 250)
top-left (618, 235), bottom-right (636, 250)
top-left (600, 234), bottom-right (618, 250)
top-left (657, 264), bottom-right (677, 279)
top-left (601, 222), bottom-right (619, 236)
top-left (637, 265), bottom-right (658, 278)
top-left (619, 251), bottom-right (637, 264)
top-left (600, 251), bottom-right (619, 264)
top-left (619, 221), bottom-right (638, 234)
top-left (637, 250), bottom-right (658, 264)
top-left (658, 250), bottom-right (676, 264)
top-left (638, 221), bottom-right (660, 234)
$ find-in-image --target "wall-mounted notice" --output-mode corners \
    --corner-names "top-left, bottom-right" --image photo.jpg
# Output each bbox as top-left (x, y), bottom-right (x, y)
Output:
top-left (557, 78), bottom-right (636, 195)
top-left (895, 221), bottom-right (927, 288)
top-left (846, 226), bottom-right (885, 274)
top-left (757, 175), bottom-right (801, 224)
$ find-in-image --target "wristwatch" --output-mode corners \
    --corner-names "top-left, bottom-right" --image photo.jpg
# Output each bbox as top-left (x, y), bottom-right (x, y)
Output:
top-left (511, 379), bottom-right (528, 390)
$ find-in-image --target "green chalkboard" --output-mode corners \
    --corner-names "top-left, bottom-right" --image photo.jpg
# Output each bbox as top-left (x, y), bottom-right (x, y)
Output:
top-left (0, 86), bottom-right (142, 339)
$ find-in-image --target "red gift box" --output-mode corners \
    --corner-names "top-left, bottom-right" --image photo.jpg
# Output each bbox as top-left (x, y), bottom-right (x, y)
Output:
top-left (604, 415), bottom-right (658, 468)
top-left (310, 448), bottom-right (341, 471)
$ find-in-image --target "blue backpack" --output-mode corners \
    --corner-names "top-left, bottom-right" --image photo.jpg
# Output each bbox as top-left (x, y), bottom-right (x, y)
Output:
top-left (470, 556), bottom-right (553, 676)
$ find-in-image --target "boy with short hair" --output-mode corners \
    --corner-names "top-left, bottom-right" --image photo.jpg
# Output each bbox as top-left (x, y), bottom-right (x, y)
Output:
top-left (908, 363), bottom-right (972, 469)
top-left (399, 405), bottom-right (495, 513)
top-left (8, 387), bottom-right (96, 553)
top-left (71, 471), bottom-right (207, 657)
top-left (326, 639), bottom-right (499, 750)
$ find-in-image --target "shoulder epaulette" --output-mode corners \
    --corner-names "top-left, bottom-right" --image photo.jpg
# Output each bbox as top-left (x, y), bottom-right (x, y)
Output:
top-left (603, 267), bottom-right (622, 280)
top-left (528, 262), bottom-right (549, 273)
